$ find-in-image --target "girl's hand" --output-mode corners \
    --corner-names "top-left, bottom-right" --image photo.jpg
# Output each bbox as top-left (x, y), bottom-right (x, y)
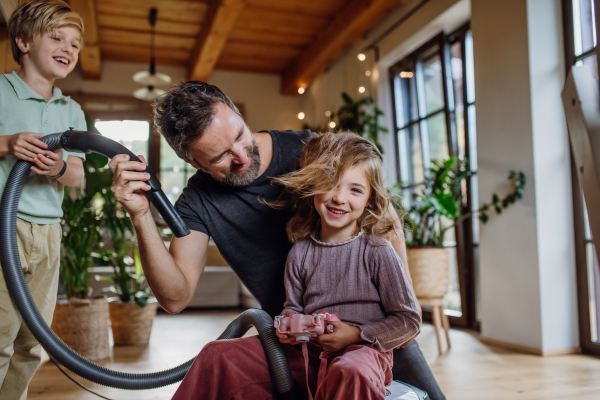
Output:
top-left (8, 133), bottom-right (48, 161)
top-left (317, 321), bottom-right (362, 353)
top-left (276, 311), bottom-right (301, 346)
top-left (31, 149), bottom-right (64, 176)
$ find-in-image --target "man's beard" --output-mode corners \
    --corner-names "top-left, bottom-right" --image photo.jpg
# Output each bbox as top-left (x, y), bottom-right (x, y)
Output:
top-left (202, 136), bottom-right (261, 187)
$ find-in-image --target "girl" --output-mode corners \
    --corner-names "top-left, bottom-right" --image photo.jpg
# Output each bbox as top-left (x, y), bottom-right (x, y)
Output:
top-left (173, 132), bottom-right (421, 400)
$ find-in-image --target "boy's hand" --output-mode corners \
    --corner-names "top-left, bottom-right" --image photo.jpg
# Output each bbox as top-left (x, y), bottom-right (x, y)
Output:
top-left (317, 321), bottom-right (362, 353)
top-left (275, 311), bottom-right (301, 346)
top-left (8, 133), bottom-right (48, 161)
top-left (31, 149), bottom-right (64, 176)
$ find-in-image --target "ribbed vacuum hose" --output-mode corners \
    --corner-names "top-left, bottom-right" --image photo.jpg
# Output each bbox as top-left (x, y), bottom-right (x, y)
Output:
top-left (0, 131), bottom-right (299, 397)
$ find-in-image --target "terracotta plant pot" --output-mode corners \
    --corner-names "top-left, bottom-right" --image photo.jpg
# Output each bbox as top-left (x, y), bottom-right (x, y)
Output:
top-left (406, 247), bottom-right (449, 298)
top-left (51, 298), bottom-right (110, 360)
top-left (108, 298), bottom-right (158, 346)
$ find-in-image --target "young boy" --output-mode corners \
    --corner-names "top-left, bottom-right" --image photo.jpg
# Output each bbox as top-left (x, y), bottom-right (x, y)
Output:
top-left (0, 1), bottom-right (86, 398)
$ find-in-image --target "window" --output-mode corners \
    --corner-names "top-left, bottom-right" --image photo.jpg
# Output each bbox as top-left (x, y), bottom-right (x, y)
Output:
top-left (563, 0), bottom-right (600, 356)
top-left (390, 24), bottom-right (479, 329)
top-left (160, 138), bottom-right (195, 204)
top-left (94, 120), bottom-right (149, 161)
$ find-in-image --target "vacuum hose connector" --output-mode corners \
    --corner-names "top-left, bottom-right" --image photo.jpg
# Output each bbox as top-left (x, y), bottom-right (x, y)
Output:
top-left (0, 130), bottom-right (299, 397)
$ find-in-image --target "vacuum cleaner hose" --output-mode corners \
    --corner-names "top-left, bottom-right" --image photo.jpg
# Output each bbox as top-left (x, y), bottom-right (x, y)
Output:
top-left (0, 130), bottom-right (299, 397)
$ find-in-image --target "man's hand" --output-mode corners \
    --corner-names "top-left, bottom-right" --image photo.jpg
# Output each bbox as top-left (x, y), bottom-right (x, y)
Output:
top-left (8, 133), bottom-right (48, 161)
top-left (109, 154), bottom-right (152, 221)
top-left (31, 149), bottom-right (64, 176)
top-left (317, 321), bottom-right (362, 353)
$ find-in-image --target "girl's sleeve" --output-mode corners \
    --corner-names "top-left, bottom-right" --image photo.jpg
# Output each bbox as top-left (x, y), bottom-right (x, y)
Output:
top-left (357, 242), bottom-right (422, 352)
top-left (280, 244), bottom-right (305, 315)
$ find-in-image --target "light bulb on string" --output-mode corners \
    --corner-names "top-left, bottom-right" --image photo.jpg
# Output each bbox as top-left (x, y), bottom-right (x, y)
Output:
top-left (357, 53), bottom-right (366, 61)
top-left (297, 112), bottom-right (305, 120)
top-left (358, 86), bottom-right (366, 94)
top-left (325, 111), bottom-right (332, 117)
top-left (365, 70), bottom-right (372, 77)
top-left (132, 8), bottom-right (171, 99)
top-left (298, 87), bottom-right (305, 94)
top-left (329, 121), bottom-right (336, 129)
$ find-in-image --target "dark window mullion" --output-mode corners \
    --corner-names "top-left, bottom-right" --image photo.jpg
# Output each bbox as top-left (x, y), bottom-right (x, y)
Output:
top-left (397, 108), bottom-right (446, 131)
top-left (575, 46), bottom-right (597, 62)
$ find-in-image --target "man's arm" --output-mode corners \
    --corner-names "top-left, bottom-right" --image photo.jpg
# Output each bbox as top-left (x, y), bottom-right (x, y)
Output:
top-left (110, 154), bottom-right (208, 313)
top-left (385, 205), bottom-right (413, 288)
top-left (385, 204), bottom-right (422, 348)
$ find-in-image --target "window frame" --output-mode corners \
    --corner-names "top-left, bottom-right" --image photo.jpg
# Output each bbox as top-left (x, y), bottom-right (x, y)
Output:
top-left (388, 24), bottom-right (479, 330)
top-left (562, 0), bottom-right (600, 357)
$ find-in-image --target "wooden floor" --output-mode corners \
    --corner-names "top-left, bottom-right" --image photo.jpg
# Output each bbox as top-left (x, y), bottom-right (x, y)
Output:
top-left (28, 309), bottom-right (600, 400)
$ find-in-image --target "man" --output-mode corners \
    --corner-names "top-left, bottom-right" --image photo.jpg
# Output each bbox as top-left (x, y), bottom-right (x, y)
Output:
top-left (109, 81), bottom-right (446, 400)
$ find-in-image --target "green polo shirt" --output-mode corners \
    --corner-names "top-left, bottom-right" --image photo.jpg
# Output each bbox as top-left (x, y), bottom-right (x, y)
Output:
top-left (0, 71), bottom-right (86, 225)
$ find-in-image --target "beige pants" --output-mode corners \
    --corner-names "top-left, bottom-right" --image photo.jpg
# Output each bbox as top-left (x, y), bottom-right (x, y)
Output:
top-left (0, 218), bottom-right (61, 400)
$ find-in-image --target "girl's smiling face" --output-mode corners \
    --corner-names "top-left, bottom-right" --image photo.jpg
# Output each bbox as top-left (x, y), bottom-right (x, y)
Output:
top-left (314, 163), bottom-right (371, 242)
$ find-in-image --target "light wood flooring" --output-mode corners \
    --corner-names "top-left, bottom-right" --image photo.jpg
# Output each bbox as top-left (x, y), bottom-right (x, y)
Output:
top-left (27, 309), bottom-right (600, 400)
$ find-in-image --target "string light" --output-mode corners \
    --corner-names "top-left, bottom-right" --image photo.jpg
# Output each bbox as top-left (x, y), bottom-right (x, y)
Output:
top-left (329, 121), bottom-right (336, 129)
top-left (399, 71), bottom-right (413, 78)
top-left (357, 53), bottom-right (366, 61)
top-left (325, 111), bottom-right (332, 117)
top-left (358, 86), bottom-right (366, 93)
top-left (298, 87), bottom-right (305, 94)
top-left (365, 70), bottom-right (372, 77)
top-left (297, 112), bottom-right (305, 120)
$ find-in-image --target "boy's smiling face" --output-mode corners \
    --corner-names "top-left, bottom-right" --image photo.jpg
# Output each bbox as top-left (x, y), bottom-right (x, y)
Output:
top-left (17, 25), bottom-right (81, 80)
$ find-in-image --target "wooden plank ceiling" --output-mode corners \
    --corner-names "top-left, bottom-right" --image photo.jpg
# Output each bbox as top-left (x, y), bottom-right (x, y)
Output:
top-left (83, 0), bottom-right (409, 94)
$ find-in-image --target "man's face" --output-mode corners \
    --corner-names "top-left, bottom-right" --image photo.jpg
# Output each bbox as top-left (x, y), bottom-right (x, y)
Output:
top-left (189, 103), bottom-right (261, 186)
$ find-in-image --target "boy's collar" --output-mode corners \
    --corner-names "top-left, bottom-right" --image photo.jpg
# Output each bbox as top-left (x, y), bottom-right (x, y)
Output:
top-left (4, 71), bottom-right (68, 102)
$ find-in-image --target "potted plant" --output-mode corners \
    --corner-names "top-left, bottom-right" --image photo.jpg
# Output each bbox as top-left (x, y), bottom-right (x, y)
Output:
top-left (93, 199), bottom-right (158, 346)
top-left (52, 148), bottom-right (112, 361)
top-left (390, 157), bottom-right (526, 298)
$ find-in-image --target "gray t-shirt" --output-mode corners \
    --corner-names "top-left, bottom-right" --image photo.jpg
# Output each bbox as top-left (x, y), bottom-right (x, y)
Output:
top-left (175, 130), bottom-right (315, 317)
top-left (282, 234), bottom-right (421, 352)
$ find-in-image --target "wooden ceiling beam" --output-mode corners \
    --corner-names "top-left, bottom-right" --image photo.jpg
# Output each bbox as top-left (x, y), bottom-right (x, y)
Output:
top-left (188, 0), bottom-right (245, 82)
top-left (0, 0), bottom-right (18, 22)
top-left (97, 14), bottom-right (200, 36)
top-left (96, 0), bottom-right (208, 24)
top-left (70, 0), bottom-right (102, 80)
top-left (281, 0), bottom-right (409, 95)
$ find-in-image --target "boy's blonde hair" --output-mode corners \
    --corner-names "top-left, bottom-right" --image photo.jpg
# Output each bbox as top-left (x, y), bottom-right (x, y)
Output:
top-left (270, 132), bottom-right (403, 243)
top-left (8, 0), bottom-right (84, 65)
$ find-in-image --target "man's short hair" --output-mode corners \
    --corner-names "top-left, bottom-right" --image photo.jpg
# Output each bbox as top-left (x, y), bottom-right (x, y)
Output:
top-left (154, 81), bottom-right (245, 165)
top-left (8, 0), bottom-right (85, 65)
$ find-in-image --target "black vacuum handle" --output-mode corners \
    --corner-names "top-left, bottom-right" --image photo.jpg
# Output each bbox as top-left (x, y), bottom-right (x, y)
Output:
top-left (58, 129), bottom-right (190, 238)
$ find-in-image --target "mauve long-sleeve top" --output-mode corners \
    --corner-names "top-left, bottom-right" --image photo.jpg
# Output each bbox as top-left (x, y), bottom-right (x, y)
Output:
top-left (281, 233), bottom-right (422, 352)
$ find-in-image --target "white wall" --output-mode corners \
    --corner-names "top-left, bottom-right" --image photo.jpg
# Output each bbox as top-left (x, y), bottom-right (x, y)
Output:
top-left (58, 61), bottom-right (303, 132)
top-left (472, 0), bottom-right (577, 351)
top-left (527, 0), bottom-right (578, 352)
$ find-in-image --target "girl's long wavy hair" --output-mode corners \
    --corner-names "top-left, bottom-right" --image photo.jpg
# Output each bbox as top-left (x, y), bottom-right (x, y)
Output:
top-left (270, 132), bottom-right (403, 243)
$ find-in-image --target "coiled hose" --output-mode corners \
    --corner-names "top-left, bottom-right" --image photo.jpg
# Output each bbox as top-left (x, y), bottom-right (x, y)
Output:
top-left (0, 130), bottom-right (299, 398)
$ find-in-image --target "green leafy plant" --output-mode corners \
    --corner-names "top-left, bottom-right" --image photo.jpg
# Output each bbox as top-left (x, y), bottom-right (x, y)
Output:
top-left (60, 116), bottom-right (150, 305)
top-left (94, 245), bottom-right (151, 307)
top-left (390, 157), bottom-right (526, 247)
top-left (303, 92), bottom-right (388, 152)
top-left (60, 149), bottom-right (110, 299)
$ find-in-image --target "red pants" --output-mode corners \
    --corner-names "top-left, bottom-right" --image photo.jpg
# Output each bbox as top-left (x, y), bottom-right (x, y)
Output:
top-left (172, 336), bottom-right (393, 400)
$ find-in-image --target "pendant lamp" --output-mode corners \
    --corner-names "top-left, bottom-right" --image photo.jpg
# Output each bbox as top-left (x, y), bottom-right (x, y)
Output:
top-left (133, 8), bottom-right (171, 101)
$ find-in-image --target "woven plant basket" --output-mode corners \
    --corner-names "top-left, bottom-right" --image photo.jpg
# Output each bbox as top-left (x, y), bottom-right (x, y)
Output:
top-left (406, 247), bottom-right (449, 298)
top-left (51, 298), bottom-right (110, 360)
top-left (108, 298), bottom-right (158, 346)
